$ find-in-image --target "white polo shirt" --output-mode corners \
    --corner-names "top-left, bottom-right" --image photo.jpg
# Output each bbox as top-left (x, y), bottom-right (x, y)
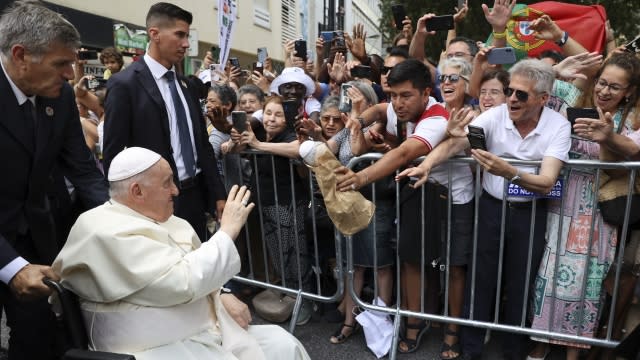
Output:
top-left (470, 104), bottom-right (571, 200)
top-left (386, 97), bottom-right (474, 204)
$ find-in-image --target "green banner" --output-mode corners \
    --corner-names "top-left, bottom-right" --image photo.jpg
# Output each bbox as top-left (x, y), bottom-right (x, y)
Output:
top-left (113, 23), bottom-right (148, 55)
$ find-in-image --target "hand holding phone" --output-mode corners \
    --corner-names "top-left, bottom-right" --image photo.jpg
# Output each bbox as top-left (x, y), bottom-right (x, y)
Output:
top-left (566, 107), bottom-right (599, 128)
top-left (294, 40), bottom-right (308, 60)
top-left (282, 99), bottom-right (300, 130)
top-left (231, 111), bottom-right (247, 133)
top-left (391, 4), bottom-right (406, 31)
top-left (252, 62), bottom-right (264, 75)
top-left (487, 47), bottom-right (517, 65)
top-left (339, 84), bottom-right (352, 113)
top-left (467, 125), bottom-right (487, 151)
top-left (426, 15), bottom-right (455, 32)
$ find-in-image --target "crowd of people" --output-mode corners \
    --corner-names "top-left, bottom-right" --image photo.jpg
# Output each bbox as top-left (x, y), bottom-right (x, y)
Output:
top-left (1, 0), bottom-right (640, 359)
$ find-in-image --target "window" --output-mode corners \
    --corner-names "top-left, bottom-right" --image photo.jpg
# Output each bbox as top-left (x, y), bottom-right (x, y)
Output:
top-left (281, 0), bottom-right (297, 43)
top-left (254, 0), bottom-right (270, 29)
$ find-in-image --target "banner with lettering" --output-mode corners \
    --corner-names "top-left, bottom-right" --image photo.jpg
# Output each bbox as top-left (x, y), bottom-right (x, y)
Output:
top-left (217, 0), bottom-right (238, 66)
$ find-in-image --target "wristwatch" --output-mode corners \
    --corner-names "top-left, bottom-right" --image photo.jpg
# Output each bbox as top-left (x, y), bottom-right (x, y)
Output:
top-left (509, 169), bottom-right (522, 183)
top-left (555, 31), bottom-right (569, 47)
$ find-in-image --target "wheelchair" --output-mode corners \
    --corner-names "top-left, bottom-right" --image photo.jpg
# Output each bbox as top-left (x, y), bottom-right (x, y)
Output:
top-left (44, 279), bottom-right (136, 360)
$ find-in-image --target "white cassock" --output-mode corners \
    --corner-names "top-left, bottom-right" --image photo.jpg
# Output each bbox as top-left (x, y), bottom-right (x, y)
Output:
top-left (52, 200), bottom-right (310, 360)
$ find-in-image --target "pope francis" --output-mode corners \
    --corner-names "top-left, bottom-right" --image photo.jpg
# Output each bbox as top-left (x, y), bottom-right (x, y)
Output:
top-left (52, 147), bottom-right (310, 360)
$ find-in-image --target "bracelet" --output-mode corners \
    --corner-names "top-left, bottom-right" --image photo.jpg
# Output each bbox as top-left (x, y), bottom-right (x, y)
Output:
top-left (555, 31), bottom-right (569, 47)
top-left (492, 30), bottom-right (507, 39)
top-left (357, 117), bottom-right (366, 128)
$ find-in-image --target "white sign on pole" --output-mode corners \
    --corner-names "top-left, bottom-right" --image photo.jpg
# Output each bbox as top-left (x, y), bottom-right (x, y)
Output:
top-left (188, 28), bottom-right (199, 57)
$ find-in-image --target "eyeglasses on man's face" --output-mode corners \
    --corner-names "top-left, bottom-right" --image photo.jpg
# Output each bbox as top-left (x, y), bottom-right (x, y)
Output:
top-left (504, 87), bottom-right (531, 102)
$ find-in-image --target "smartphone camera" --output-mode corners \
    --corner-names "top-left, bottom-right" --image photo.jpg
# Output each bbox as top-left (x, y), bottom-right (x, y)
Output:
top-left (85, 77), bottom-right (106, 90)
top-left (282, 99), bottom-right (300, 130)
top-left (294, 40), bottom-right (308, 61)
top-left (252, 62), bottom-right (264, 75)
top-left (229, 57), bottom-right (240, 68)
top-left (231, 111), bottom-right (247, 133)
top-left (339, 84), bottom-right (352, 113)
top-left (466, 125), bottom-right (487, 151)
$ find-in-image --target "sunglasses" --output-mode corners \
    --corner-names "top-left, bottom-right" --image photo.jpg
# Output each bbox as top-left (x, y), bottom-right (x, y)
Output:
top-left (504, 87), bottom-right (530, 102)
top-left (438, 74), bottom-right (467, 83)
top-left (381, 65), bottom-right (394, 74)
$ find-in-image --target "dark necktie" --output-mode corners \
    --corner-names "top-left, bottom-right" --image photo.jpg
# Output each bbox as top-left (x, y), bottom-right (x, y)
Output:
top-left (23, 100), bottom-right (37, 151)
top-left (164, 71), bottom-right (196, 177)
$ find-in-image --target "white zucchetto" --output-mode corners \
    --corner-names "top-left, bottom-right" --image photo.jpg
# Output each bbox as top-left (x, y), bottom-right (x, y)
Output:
top-left (108, 147), bottom-right (162, 181)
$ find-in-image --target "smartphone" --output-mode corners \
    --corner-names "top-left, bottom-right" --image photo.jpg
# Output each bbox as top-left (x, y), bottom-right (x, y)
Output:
top-left (78, 50), bottom-right (98, 60)
top-left (339, 84), bottom-right (353, 113)
top-left (487, 47), bottom-right (517, 65)
top-left (467, 125), bottom-right (487, 151)
top-left (457, 0), bottom-right (465, 10)
top-left (231, 111), bottom-right (247, 133)
top-left (282, 99), bottom-right (300, 130)
top-left (391, 4), bottom-right (406, 31)
top-left (257, 47), bottom-right (268, 63)
top-left (624, 34), bottom-right (640, 54)
top-left (85, 77), bottom-right (107, 90)
top-left (566, 107), bottom-right (599, 127)
top-left (350, 65), bottom-right (372, 79)
top-left (229, 57), bottom-right (240, 68)
top-left (209, 63), bottom-right (222, 82)
top-left (252, 61), bottom-right (263, 75)
top-left (294, 40), bottom-right (307, 60)
top-left (210, 46), bottom-right (221, 62)
top-left (320, 31), bottom-right (334, 59)
top-left (426, 15), bottom-right (455, 32)
top-left (333, 31), bottom-right (346, 48)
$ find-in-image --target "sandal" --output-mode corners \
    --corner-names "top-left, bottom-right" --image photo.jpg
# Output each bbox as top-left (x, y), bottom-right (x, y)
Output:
top-left (398, 319), bottom-right (430, 354)
top-left (440, 327), bottom-right (461, 359)
top-left (329, 322), bottom-right (360, 344)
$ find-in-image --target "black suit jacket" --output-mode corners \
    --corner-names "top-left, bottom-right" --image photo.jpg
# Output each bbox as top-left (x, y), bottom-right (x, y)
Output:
top-left (103, 58), bottom-right (225, 213)
top-left (0, 70), bottom-right (108, 268)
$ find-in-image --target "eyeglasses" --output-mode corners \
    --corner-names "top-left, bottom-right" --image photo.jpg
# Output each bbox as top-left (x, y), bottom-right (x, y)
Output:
top-left (381, 65), bottom-right (394, 74)
top-left (320, 115), bottom-right (342, 123)
top-left (438, 74), bottom-right (468, 83)
top-left (446, 52), bottom-right (471, 59)
top-left (504, 87), bottom-right (530, 102)
top-left (595, 78), bottom-right (628, 94)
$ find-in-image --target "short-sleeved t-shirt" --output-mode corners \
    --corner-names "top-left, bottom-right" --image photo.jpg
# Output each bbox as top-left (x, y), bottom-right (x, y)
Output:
top-left (386, 97), bottom-right (474, 204)
top-left (470, 103), bottom-right (571, 200)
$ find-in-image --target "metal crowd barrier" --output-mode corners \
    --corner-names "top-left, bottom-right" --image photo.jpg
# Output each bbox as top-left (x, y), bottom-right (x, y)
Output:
top-left (223, 149), bottom-right (640, 355)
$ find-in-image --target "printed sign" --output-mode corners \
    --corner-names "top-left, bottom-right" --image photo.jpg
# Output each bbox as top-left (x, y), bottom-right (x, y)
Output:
top-left (217, 0), bottom-right (238, 66)
top-left (507, 179), bottom-right (563, 199)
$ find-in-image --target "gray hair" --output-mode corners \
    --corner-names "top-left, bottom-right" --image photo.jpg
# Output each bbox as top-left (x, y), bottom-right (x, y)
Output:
top-left (509, 58), bottom-right (555, 95)
top-left (347, 80), bottom-right (379, 106)
top-left (0, 1), bottom-right (81, 61)
top-left (437, 57), bottom-right (472, 78)
top-left (238, 84), bottom-right (265, 104)
top-left (108, 172), bottom-right (150, 200)
top-left (438, 58), bottom-right (473, 93)
top-left (321, 96), bottom-right (340, 113)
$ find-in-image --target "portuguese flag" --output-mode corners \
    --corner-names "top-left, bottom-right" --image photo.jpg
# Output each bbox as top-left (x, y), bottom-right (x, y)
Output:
top-left (488, 1), bottom-right (607, 60)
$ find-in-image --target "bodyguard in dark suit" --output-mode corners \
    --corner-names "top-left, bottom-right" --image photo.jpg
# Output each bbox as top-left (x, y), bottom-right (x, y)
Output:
top-left (0, 2), bottom-right (109, 358)
top-left (104, 2), bottom-right (226, 240)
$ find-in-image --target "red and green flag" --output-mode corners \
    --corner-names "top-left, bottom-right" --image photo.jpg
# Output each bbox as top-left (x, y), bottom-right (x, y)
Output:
top-left (488, 1), bottom-right (607, 60)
